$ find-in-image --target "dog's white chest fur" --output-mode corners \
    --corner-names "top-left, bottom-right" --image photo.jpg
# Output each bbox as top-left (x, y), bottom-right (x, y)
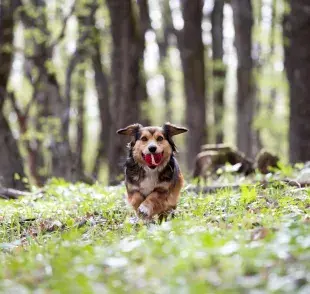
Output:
top-left (139, 168), bottom-right (159, 196)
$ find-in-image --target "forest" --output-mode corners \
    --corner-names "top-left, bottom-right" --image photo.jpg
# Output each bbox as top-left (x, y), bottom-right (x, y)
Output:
top-left (0, 0), bottom-right (310, 293)
top-left (1, 0), bottom-right (309, 188)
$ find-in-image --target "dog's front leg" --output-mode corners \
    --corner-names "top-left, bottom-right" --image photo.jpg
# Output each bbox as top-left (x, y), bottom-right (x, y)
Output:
top-left (127, 191), bottom-right (145, 212)
top-left (138, 190), bottom-right (172, 220)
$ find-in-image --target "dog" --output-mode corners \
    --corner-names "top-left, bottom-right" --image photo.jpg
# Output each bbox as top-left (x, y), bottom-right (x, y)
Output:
top-left (117, 122), bottom-right (188, 221)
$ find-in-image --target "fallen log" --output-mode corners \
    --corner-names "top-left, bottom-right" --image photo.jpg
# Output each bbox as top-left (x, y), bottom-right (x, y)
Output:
top-left (0, 187), bottom-right (32, 200)
top-left (194, 145), bottom-right (280, 180)
top-left (200, 143), bottom-right (233, 153)
top-left (185, 184), bottom-right (242, 194)
top-left (193, 148), bottom-right (254, 179)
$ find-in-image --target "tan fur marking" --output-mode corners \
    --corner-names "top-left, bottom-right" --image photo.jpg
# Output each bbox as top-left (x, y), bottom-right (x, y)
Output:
top-left (138, 172), bottom-right (184, 219)
top-left (127, 191), bottom-right (145, 211)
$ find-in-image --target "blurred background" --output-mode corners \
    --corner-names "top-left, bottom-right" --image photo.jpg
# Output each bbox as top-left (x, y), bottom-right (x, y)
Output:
top-left (0, 0), bottom-right (309, 188)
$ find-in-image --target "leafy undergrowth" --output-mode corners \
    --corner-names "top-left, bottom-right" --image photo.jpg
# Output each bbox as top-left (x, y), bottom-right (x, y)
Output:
top-left (0, 179), bottom-right (309, 293)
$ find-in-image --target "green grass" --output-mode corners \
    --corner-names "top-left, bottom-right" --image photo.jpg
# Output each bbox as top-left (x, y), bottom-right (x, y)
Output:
top-left (0, 179), bottom-right (309, 293)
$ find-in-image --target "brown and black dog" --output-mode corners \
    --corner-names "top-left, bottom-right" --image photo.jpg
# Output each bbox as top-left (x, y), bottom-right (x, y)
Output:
top-left (117, 122), bottom-right (188, 221)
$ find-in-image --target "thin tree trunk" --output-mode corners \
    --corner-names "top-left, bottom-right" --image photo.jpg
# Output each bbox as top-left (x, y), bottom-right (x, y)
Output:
top-left (252, 0), bottom-right (263, 155)
top-left (211, 0), bottom-right (226, 144)
top-left (268, 0), bottom-right (277, 112)
top-left (137, 0), bottom-right (151, 126)
top-left (91, 26), bottom-right (111, 179)
top-left (75, 66), bottom-right (86, 178)
top-left (231, 0), bottom-right (255, 158)
top-left (283, 0), bottom-right (310, 163)
top-left (106, 0), bottom-right (142, 184)
top-left (66, 4), bottom-right (97, 182)
top-left (8, 92), bottom-right (41, 185)
top-left (157, 0), bottom-right (174, 122)
top-left (0, 0), bottom-right (26, 189)
top-left (180, 0), bottom-right (206, 171)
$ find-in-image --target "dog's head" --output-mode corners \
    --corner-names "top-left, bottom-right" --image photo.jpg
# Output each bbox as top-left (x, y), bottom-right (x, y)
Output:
top-left (117, 122), bottom-right (188, 170)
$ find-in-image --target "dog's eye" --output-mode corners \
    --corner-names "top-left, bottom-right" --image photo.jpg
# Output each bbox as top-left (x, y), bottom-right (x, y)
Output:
top-left (141, 136), bottom-right (148, 142)
top-left (157, 136), bottom-right (164, 142)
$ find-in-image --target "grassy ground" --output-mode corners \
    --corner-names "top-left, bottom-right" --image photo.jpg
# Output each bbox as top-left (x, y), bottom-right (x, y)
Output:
top-left (0, 179), bottom-right (309, 293)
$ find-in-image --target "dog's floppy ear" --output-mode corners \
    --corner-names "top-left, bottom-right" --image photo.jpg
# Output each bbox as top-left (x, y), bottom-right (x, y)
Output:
top-left (117, 123), bottom-right (142, 136)
top-left (163, 122), bottom-right (188, 137)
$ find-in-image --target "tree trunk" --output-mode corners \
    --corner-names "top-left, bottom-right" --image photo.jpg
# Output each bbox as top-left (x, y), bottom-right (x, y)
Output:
top-left (252, 0), bottom-right (263, 155)
top-left (211, 0), bottom-right (226, 144)
top-left (106, 0), bottom-right (143, 184)
top-left (231, 0), bottom-right (255, 158)
top-left (74, 66), bottom-right (86, 179)
top-left (157, 0), bottom-right (174, 122)
top-left (267, 0), bottom-right (277, 112)
top-left (283, 0), bottom-right (310, 163)
top-left (0, 113), bottom-right (27, 190)
top-left (91, 26), bottom-right (111, 179)
top-left (66, 3), bottom-right (97, 182)
top-left (137, 0), bottom-right (151, 126)
top-left (180, 0), bottom-right (206, 171)
top-left (20, 0), bottom-right (72, 181)
top-left (0, 0), bottom-right (26, 189)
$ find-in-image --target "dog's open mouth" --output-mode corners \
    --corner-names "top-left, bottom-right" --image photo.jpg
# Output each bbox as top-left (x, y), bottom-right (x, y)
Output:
top-left (142, 152), bottom-right (164, 168)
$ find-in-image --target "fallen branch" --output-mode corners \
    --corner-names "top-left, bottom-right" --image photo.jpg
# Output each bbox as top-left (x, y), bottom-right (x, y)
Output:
top-left (185, 184), bottom-right (242, 194)
top-left (0, 187), bottom-right (32, 200)
top-left (282, 179), bottom-right (310, 188)
top-left (185, 180), bottom-right (310, 194)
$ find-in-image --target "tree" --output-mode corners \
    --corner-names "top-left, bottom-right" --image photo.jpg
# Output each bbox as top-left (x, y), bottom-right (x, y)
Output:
top-left (179, 0), bottom-right (206, 171)
top-left (20, 0), bottom-right (73, 182)
top-left (137, 0), bottom-right (151, 126)
top-left (231, 0), bottom-right (255, 158)
top-left (267, 0), bottom-right (278, 112)
top-left (65, 0), bottom-right (98, 182)
top-left (0, 0), bottom-right (26, 189)
top-left (91, 6), bottom-right (111, 179)
top-left (283, 0), bottom-right (310, 163)
top-left (18, 0), bottom-right (99, 184)
top-left (106, 0), bottom-right (146, 184)
top-left (252, 0), bottom-right (263, 155)
top-left (211, 0), bottom-right (226, 144)
top-left (157, 0), bottom-right (174, 122)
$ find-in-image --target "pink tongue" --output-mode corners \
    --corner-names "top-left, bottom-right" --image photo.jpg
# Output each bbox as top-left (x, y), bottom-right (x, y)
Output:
top-left (144, 153), bottom-right (163, 166)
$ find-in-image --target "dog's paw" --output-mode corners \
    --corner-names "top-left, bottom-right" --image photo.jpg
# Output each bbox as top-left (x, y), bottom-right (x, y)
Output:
top-left (138, 203), bottom-right (152, 218)
top-left (128, 216), bottom-right (140, 225)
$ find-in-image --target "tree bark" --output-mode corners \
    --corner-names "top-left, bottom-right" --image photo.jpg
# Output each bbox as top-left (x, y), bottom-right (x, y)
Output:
top-left (211, 0), bottom-right (226, 144)
top-left (252, 0), bottom-right (263, 155)
top-left (267, 0), bottom-right (277, 112)
top-left (180, 0), bottom-right (206, 171)
top-left (283, 0), bottom-right (310, 163)
top-left (137, 0), bottom-right (151, 126)
top-left (91, 26), bottom-right (111, 179)
top-left (157, 0), bottom-right (174, 122)
top-left (106, 0), bottom-right (143, 184)
top-left (8, 92), bottom-right (41, 185)
top-left (231, 0), bottom-right (255, 158)
top-left (74, 66), bottom-right (86, 179)
top-left (0, 0), bottom-right (26, 189)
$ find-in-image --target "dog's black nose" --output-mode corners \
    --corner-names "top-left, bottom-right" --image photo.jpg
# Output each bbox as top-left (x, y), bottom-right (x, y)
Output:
top-left (148, 145), bottom-right (157, 153)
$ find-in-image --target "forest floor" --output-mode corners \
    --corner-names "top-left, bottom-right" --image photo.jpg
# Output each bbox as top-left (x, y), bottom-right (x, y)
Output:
top-left (0, 178), bottom-right (309, 293)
